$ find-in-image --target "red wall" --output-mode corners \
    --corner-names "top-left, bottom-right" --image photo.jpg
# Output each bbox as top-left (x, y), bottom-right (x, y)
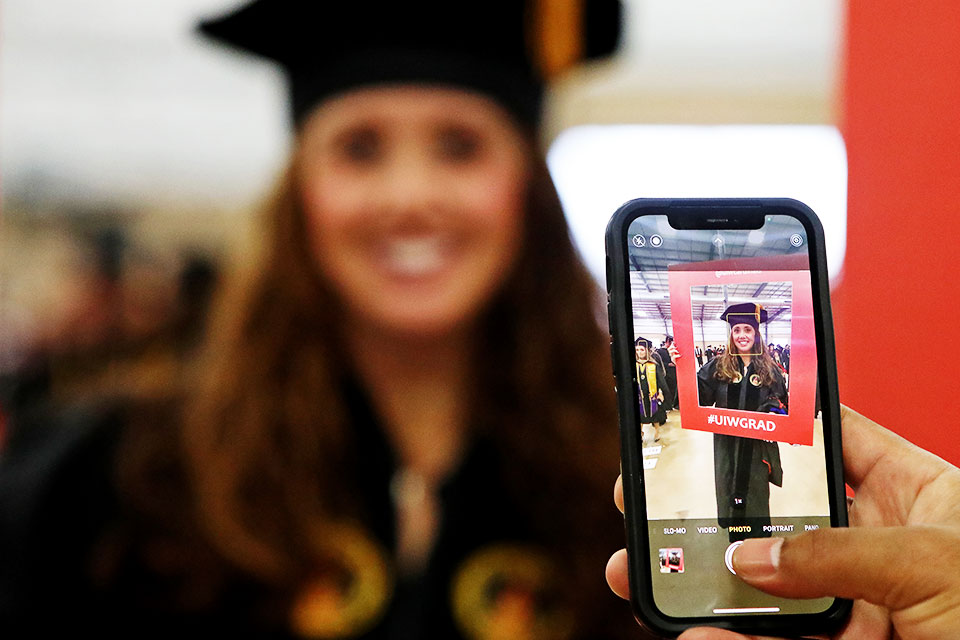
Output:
top-left (835, 2), bottom-right (960, 464)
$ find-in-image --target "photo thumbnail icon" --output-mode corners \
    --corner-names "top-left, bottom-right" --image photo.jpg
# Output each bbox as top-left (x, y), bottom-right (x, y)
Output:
top-left (659, 548), bottom-right (685, 574)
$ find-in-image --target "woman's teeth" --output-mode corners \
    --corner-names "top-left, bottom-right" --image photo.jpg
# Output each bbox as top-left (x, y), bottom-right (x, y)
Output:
top-left (385, 238), bottom-right (446, 275)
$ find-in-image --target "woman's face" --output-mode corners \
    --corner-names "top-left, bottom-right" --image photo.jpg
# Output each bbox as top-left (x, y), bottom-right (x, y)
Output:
top-left (731, 324), bottom-right (757, 354)
top-left (635, 345), bottom-right (648, 361)
top-left (297, 86), bottom-right (529, 337)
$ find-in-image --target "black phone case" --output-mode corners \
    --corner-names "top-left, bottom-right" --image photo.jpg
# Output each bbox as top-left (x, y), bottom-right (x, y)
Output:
top-left (604, 198), bottom-right (851, 637)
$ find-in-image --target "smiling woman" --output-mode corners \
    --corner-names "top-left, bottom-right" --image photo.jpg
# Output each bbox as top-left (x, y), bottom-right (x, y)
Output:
top-left (697, 303), bottom-right (788, 544)
top-left (297, 87), bottom-right (528, 337)
top-left (0, 1), bottom-right (638, 638)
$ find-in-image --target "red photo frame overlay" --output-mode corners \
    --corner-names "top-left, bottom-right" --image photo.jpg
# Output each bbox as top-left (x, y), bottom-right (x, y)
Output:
top-left (667, 257), bottom-right (816, 446)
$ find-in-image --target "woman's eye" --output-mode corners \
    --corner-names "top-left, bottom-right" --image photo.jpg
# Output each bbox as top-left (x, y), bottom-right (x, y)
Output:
top-left (337, 128), bottom-right (381, 163)
top-left (437, 128), bottom-right (481, 161)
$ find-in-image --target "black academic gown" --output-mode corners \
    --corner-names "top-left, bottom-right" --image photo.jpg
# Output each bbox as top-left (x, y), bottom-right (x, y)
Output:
top-left (697, 359), bottom-right (785, 542)
top-left (654, 348), bottom-right (677, 410)
top-left (0, 385), bottom-right (618, 638)
top-left (635, 361), bottom-right (668, 425)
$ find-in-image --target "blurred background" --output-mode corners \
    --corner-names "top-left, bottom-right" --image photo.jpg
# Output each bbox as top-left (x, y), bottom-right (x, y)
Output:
top-left (2, 1), bottom-right (958, 463)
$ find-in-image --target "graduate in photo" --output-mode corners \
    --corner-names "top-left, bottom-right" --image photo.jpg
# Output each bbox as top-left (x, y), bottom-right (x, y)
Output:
top-left (635, 336), bottom-right (668, 442)
top-left (697, 303), bottom-right (786, 542)
top-left (654, 337), bottom-right (678, 411)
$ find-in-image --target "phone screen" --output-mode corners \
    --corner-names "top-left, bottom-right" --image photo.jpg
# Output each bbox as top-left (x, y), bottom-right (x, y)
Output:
top-left (624, 213), bottom-right (835, 618)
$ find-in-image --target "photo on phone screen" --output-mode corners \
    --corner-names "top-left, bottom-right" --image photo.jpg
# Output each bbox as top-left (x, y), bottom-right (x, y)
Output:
top-left (624, 213), bottom-right (835, 618)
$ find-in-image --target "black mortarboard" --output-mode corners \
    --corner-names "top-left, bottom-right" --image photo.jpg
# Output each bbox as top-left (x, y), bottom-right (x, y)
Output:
top-left (720, 303), bottom-right (768, 332)
top-left (635, 336), bottom-right (652, 350)
top-left (198, 1), bottom-right (622, 127)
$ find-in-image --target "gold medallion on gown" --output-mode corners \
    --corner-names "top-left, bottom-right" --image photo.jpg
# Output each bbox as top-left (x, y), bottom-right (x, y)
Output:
top-left (290, 523), bottom-right (393, 638)
top-left (451, 544), bottom-right (573, 640)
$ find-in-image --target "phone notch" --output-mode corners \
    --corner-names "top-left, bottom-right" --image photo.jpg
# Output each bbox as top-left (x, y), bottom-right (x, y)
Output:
top-left (667, 209), bottom-right (765, 230)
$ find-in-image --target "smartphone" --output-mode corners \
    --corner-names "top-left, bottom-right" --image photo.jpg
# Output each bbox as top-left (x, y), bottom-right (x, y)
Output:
top-left (605, 198), bottom-right (850, 637)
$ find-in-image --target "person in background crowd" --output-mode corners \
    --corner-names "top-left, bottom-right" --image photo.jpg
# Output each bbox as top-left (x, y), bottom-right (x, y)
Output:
top-left (768, 343), bottom-right (783, 371)
top-left (646, 343), bottom-right (669, 429)
top-left (0, 227), bottom-right (219, 442)
top-left (0, 2), bottom-right (639, 638)
top-left (666, 336), bottom-right (681, 408)
top-left (634, 337), bottom-right (667, 443)
top-left (654, 338), bottom-right (677, 411)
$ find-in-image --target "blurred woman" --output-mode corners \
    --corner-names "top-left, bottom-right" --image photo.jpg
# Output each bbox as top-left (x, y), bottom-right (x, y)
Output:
top-left (0, 2), bottom-right (635, 638)
top-left (697, 303), bottom-right (785, 543)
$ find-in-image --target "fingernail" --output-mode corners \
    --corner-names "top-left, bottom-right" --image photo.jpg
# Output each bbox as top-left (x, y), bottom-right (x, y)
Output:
top-left (733, 537), bottom-right (783, 578)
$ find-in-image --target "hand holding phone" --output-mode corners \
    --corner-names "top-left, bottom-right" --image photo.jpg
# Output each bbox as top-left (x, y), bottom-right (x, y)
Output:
top-left (608, 405), bottom-right (960, 640)
top-left (605, 199), bottom-right (850, 636)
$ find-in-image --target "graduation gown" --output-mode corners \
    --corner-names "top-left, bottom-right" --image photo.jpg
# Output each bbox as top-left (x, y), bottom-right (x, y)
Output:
top-left (0, 386), bottom-right (621, 639)
top-left (635, 360), bottom-right (667, 425)
top-left (653, 348), bottom-right (676, 410)
top-left (697, 359), bottom-right (786, 542)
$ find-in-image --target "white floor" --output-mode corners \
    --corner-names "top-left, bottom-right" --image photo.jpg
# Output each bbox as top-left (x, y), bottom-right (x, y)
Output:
top-left (642, 412), bottom-right (831, 520)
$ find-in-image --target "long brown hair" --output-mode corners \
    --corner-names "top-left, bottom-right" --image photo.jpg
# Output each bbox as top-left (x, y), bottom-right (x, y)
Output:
top-left (714, 331), bottom-right (779, 386)
top-left (145, 138), bottom-right (629, 630)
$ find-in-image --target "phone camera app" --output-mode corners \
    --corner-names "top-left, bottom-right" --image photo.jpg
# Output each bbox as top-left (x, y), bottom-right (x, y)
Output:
top-left (659, 548), bottom-right (685, 574)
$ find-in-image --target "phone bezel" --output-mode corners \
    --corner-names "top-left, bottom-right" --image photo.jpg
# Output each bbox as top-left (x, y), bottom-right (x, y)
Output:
top-left (604, 198), bottom-right (851, 637)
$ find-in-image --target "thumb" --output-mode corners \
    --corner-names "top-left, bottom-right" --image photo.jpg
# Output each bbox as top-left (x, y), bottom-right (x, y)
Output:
top-left (732, 526), bottom-right (960, 612)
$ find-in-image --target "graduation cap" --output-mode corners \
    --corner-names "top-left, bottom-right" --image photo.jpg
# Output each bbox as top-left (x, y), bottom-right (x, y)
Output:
top-left (198, 0), bottom-right (622, 127)
top-left (634, 336), bottom-right (653, 350)
top-left (720, 302), bottom-right (768, 332)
